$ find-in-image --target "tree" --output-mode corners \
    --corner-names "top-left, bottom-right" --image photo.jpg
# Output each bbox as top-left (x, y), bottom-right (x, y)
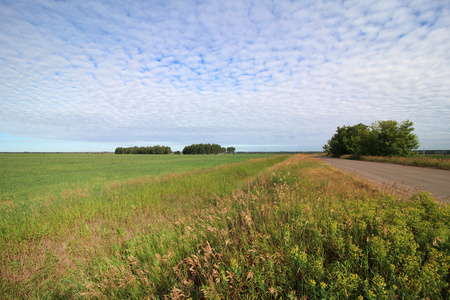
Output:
top-left (370, 120), bottom-right (419, 157)
top-left (115, 145), bottom-right (172, 154)
top-left (323, 120), bottom-right (419, 157)
top-left (182, 143), bottom-right (227, 155)
top-left (115, 147), bottom-right (124, 154)
top-left (323, 123), bottom-right (370, 156)
top-left (226, 147), bottom-right (236, 154)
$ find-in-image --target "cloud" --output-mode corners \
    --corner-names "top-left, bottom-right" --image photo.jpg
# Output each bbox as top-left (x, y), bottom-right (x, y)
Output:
top-left (1, 0), bottom-right (449, 151)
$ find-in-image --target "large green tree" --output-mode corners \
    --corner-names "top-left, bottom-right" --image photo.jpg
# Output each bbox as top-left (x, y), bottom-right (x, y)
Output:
top-left (323, 123), bottom-right (371, 156)
top-left (370, 120), bottom-right (420, 157)
top-left (324, 120), bottom-right (419, 157)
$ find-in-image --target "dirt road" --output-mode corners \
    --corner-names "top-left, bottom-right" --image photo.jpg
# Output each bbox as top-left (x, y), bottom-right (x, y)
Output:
top-left (316, 156), bottom-right (450, 203)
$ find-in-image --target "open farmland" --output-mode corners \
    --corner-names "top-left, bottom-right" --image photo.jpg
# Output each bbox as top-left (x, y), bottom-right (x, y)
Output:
top-left (0, 153), bottom-right (274, 201)
top-left (1, 154), bottom-right (449, 299)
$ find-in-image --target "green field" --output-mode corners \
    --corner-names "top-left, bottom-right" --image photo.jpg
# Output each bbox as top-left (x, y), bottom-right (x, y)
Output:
top-left (0, 153), bottom-right (274, 201)
top-left (1, 154), bottom-right (449, 299)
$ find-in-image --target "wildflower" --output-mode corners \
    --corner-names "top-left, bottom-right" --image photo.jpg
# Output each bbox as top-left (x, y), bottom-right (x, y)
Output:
top-left (230, 258), bottom-right (239, 271)
top-left (220, 270), bottom-right (227, 282)
top-left (290, 246), bottom-right (298, 256)
top-left (309, 279), bottom-right (316, 287)
top-left (320, 282), bottom-right (326, 289)
top-left (298, 252), bottom-right (308, 264)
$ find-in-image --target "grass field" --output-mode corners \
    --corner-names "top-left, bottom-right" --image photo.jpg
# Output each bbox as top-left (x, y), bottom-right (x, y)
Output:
top-left (1, 154), bottom-right (449, 299)
top-left (0, 153), bottom-right (274, 201)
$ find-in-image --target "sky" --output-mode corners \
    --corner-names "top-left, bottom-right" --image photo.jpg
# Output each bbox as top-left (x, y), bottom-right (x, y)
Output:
top-left (1, 0), bottom-right (449, 152)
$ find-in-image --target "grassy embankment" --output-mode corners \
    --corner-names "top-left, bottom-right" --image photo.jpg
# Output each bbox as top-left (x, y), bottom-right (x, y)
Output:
top-left (1, 154), bottom-right (449, 299)
top-left (339, 154), bottom-right (450, 170)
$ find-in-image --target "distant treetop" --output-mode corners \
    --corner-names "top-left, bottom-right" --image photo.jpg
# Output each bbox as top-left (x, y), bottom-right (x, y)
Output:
top-left (182, 143), bottom-right (235, 155)
top-left (115, 144), bottom-right (236, 155)
top-left (115, 145), bottom-right (172, 154)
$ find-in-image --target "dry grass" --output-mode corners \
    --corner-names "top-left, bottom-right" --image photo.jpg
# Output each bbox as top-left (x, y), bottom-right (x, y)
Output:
top-left (341, 154), bottom-right (450, 170)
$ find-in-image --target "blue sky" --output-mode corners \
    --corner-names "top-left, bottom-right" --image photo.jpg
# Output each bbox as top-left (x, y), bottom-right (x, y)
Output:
top-left (1, 0), bottom-right (449, 152)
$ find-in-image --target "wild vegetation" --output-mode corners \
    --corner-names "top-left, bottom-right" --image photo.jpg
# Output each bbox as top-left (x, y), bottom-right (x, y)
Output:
top-left (342, 154), bottom-right (450, 170)
top-left (1, 154), bottom-right (449, 299)
top-left (324, 120), bottom-right (420, 157)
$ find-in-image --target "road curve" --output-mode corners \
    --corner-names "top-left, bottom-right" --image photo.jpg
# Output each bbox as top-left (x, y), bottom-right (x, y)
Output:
top-left (315, 156), bottom-right (450, 203)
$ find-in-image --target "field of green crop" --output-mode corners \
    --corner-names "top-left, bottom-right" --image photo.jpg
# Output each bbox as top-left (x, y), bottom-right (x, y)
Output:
top-left (1, 154), bottom-right (449, 299)
top-left (0, 153), bottom-right (274, 201)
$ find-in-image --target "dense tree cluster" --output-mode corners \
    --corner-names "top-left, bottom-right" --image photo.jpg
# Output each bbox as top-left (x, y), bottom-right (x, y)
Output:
top-left (323, 120), bottom-right (420, 157)
top-left (115, 145), bottom-right (172, 154)
top-left (182, 143), bottom-right (229, 155)
top-left (226, 147), bottom-right (236, 154)
top-left (115, 144), bottom-right (236, 155)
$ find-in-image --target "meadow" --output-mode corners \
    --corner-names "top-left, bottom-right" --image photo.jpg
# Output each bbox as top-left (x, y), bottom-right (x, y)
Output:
top-left (1, 154), bottom-right (449, 299)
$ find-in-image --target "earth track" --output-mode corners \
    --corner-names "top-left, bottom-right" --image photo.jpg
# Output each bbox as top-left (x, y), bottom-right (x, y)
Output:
top-left (316, 156), bottom-right (450, 203)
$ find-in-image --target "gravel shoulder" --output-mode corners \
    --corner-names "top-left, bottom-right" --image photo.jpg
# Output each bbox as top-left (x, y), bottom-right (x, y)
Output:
top-left (316, 156), bottom-right (450, 203)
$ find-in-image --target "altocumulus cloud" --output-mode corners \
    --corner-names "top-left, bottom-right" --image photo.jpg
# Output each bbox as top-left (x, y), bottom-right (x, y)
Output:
top-left (0, 0), bottom-right (449, 151)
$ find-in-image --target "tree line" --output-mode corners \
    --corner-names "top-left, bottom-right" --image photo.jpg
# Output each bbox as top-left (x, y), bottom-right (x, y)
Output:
top-left (115, 145), bottom-right (172, 154)
top-left (323, 120), bottom-right (420, 157)
top-left (182, 143), bottom-right (235, 155)
top-left (115, 144), bottom-right (236, 155)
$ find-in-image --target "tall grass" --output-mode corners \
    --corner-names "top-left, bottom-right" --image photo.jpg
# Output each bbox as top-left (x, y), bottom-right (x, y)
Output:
top-left (0, 155), bottom-right (289, 297)
top-left (341, 154), bottom-right (450, 170)
top-left (1, 155), bottom-right (449, 299)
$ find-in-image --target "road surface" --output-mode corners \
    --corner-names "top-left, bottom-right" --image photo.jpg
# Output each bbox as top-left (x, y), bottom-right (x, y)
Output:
top-left (316, 156), bottom-right (450, 203)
